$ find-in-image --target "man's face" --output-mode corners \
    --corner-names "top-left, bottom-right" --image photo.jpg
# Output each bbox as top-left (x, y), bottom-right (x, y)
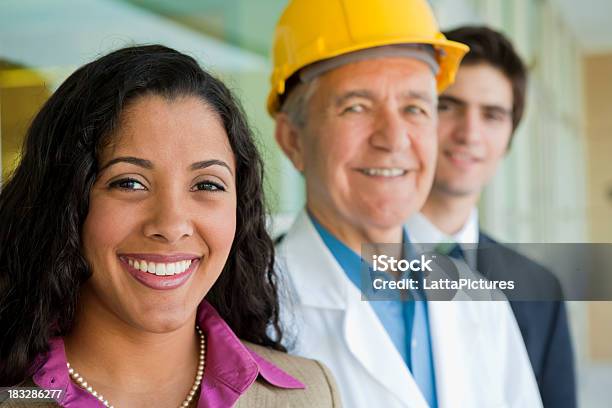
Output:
top-left (295, 57), bottom-right (438, 234)
top-left (434, 63), bottom-right (514, 199)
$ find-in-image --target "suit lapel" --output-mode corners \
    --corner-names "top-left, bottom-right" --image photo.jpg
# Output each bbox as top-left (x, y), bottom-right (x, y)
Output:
top-left (477, 232), bottom-right (501, 281)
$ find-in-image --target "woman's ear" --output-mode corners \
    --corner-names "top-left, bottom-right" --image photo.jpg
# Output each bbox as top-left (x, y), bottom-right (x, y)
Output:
top-left (274, 113), bottom-right (305, 173)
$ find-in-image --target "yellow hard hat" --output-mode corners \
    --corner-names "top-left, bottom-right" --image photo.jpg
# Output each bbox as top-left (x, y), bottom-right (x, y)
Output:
top-left (267, 0), bottom-right (469, 115)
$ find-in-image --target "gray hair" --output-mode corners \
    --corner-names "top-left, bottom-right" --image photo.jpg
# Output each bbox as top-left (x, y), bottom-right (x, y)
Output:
top-left (280, 77), bottom-right (320, 128)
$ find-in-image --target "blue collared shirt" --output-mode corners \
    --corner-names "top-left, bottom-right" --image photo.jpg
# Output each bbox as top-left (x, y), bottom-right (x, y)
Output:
top-left (310, 214), bottom-right (438, 407)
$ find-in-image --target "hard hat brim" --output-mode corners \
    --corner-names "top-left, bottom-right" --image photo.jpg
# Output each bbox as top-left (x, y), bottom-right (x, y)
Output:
top-left (267, 37), bottom-right (469, 115)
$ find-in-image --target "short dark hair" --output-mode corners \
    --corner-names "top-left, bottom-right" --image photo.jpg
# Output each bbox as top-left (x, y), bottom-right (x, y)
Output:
top-left (0, 45), bottom-right (284, 385)
top-left (443, 25), bottom-right (528, 135)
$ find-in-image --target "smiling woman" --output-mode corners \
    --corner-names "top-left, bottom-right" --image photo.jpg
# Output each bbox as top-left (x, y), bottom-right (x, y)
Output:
top-left (0, 45), bottom-right (340, 407)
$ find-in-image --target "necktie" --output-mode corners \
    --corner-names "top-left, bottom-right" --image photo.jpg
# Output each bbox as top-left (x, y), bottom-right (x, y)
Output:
top-left (436, 241), bottom-right (465, 260)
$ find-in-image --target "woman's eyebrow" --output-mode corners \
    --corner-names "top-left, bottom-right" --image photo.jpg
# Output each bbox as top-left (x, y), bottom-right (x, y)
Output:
top-left (99, 156), bottom-right (153, 172)
top-left (99, 157), bottom-right (233, 176)
top-left (190, 159), bottom-right (233, 176)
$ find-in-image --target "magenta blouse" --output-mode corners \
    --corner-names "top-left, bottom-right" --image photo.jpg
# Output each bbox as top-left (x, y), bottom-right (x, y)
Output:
top-left (30, 301), bottom-right (304, 407)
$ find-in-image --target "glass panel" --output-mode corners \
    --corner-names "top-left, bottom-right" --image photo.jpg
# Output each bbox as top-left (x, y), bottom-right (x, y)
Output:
top-left (0, 0), bottom-right (304, 215)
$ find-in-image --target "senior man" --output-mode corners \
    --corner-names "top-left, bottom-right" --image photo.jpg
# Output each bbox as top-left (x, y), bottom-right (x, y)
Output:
top-left (269, 1), bottom-right (543, 407)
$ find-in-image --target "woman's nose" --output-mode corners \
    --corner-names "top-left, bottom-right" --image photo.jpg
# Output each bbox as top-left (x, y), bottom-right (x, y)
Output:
top-left (142, 189), bottom-right (194, 244)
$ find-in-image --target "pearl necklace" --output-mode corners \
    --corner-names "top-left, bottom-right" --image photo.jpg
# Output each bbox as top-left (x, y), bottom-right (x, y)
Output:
top-left (67, 326), bottom-right (205, 408)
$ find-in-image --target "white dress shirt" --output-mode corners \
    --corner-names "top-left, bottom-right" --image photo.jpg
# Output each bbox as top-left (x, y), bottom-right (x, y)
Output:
top-left (406, 208), bottom-right (479, 269)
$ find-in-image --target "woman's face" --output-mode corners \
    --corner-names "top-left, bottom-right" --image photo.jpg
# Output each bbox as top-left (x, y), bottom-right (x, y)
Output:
top-left (81, 94), bottom-right (236, 333)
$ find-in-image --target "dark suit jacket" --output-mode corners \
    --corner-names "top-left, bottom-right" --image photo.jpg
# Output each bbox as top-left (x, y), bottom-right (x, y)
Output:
top-left (477, 232), bottom-right (577, 408)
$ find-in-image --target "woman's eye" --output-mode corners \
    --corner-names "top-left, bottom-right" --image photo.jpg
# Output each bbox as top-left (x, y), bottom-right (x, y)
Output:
top-left (109, 178), bottom-right (146, 191)
top-left (192, 181), bottom-right (226, 192)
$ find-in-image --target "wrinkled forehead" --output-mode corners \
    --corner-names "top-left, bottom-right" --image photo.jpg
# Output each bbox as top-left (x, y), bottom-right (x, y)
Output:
top-left (309, 57), bottom-right (437, 106)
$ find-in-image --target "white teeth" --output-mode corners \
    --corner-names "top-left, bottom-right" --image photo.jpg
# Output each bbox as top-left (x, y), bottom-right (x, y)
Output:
top-left (156, 263), bottom-right (167, 276)
top-left (360, 168), bottom-right (406, 177)
top-left (126, 258), bottom-right (194, 276)
top-left (167, 263), bottom-right (176, 275)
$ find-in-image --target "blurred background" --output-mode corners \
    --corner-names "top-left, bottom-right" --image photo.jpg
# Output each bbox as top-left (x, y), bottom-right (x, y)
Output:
top-left (0, 0), bottom-right (610, 405)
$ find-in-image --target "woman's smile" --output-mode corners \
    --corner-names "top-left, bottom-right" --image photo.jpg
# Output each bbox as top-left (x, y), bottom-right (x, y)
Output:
top-left (119, 253), bottom-right (202, 290)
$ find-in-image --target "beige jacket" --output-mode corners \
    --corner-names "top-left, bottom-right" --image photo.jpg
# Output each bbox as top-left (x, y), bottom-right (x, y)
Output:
top-left (0, 342), bottom-right (341, 408)
top-left (236, 342), bottom-right (341, 407)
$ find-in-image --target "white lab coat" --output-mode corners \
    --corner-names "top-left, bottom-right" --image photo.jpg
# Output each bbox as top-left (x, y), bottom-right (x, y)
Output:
top-left (276, 211), bottom-right (543, 408)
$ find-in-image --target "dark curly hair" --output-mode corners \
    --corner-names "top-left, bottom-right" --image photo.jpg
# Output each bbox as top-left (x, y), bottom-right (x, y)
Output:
top-left (0, 45), bottom-right (283, 386)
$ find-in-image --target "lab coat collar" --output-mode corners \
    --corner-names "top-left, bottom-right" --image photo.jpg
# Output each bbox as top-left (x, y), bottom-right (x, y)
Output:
top-left (277, 210), bottom-right (349, 310)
